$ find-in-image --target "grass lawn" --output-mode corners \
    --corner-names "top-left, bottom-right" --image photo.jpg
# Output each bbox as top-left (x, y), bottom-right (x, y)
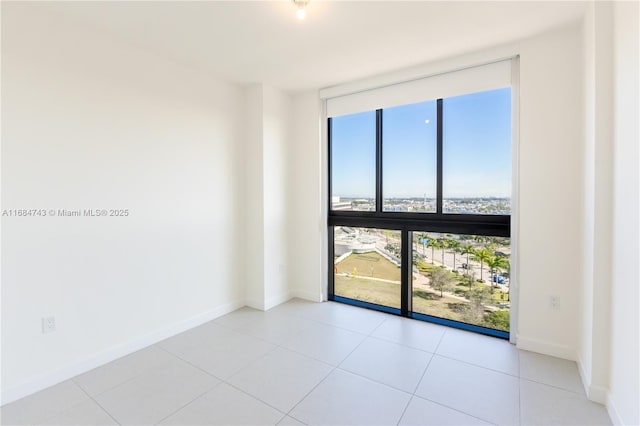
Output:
top-left (412, 288), bottom-right (467, 322)
top-left (335, 252), bottom-right (400, 281)
top-left (335, 275), bottom-right (401, 309)
top-left (335, 253), bottom-right (509, 331)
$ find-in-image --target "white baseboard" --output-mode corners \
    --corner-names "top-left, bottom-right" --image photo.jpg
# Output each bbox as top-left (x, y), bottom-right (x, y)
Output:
top-left (577, 354), bottom-right (592, 398)
top-left (516, 336), bottom-right (577, 360)
top-left (0, 299), bottom-right (244, 406)
top-left (245, 289), bottom-right (322, 312)
top-left (588, 384), bottom-right (609, 405)
top-left (576, 355), bottom-right (610, 405)
top-left (290, 288), bottom-right (323, 302)
top-left (264, 291), bottom-right (293, 311)
top-left (245, 297), bottom-right (266, 311)
top-left (606, 393), bottom-right (624, 426)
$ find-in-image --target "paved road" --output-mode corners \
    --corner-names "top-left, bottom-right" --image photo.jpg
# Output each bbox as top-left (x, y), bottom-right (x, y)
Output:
top-left (376, 233), bottom-right (510, 291)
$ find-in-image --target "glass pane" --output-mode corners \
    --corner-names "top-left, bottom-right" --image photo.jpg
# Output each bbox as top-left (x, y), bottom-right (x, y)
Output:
top-left (382, 100), bottom-right (437, 212)
top-left (412, 232), bottom-right (510, 332)
top-left (330, 111), bottom-right (376, 211)
top-left (334, 227), bottom-right (401, 309)
top-left (443, 88), bottom-right (511, 214)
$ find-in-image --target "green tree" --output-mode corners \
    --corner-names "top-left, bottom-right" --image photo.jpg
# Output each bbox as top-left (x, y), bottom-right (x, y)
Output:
top-left (462, 273), bottom-right (475, 292)
top-left (448, 239), bottom-right (461, 270)
top-left (429, 268), bottom-right (455, 298)
top-left (461, 284), bottom-right (492, 324)
top-left (473, 248), bottom-right (492, 281)
top-left (460, 244), bottom-right (475, 276)
top-left (418, 233), bottom-right (428, 255)
top-left (486, 255), bottom-right (508, 290)
top-left (503, 259), bottom-right (511, 300)
top-left (439, 238), bottom-right (448, 268)
top-left (427, 238), bottom-right (440, 265)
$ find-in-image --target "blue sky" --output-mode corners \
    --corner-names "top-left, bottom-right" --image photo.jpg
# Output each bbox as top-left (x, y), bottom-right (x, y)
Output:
top-left (331, 87), bottom-right (512, 199)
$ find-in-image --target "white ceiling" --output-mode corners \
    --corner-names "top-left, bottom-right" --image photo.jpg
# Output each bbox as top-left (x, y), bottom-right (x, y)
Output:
top-left (26, 1), bottom-right (587, 92)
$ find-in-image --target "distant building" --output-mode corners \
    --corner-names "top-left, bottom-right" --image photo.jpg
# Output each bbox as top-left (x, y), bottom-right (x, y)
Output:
top-left (331, 196), bottom-right (352, 211)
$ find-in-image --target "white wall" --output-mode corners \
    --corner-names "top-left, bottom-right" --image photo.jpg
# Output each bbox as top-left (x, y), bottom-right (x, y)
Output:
top-left (516, 23), bottom-right (585, 359)
top-left (608, 2), bottom-right (639, 424)
top-left (1, 5), bottom-right (246, 403)
top-left (243, 84), bottom-right (292, 310)
top-left (578, 0), bottom-right (615, 403)
top-left (288, 92), bottom-right (323, 302)
top-left (579, 0), bottom-right (596, 397)
top-left (578, 4), bottom-right (640, 422)
top-left (244, 85), bottom-right (266, 308)
top-left (262, 86), bottom-right (292, 309)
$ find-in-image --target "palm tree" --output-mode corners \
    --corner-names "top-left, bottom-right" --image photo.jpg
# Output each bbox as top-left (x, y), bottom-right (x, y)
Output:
top-left (439, 238), bottom-right (448, 267)
top-left (419, 233), bottom-right (429, 256)
top-left (427, 238), bottom-right (440, 265)
top-left (486, 255), bottom-right (508, 290)
top-left (502, 259), bottom-right (511, 300)
top-left (448, 239), bottom-right (461, 270)
top-left (473, 247), bottom-right (492, 281)
top-left (460, 244), bottom-right (474, 276)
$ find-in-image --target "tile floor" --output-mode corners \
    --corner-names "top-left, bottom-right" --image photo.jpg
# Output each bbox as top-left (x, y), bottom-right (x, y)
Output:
top-left (1, 299), bottom-right (612, 426)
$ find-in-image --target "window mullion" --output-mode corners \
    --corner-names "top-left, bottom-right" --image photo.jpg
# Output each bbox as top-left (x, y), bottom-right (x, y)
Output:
top-left (376, 109), bottom-right (383, 213)
top-left (401, 228), bottom-right (412, 316)
top-left (436, 99), bottom-right (443, 215)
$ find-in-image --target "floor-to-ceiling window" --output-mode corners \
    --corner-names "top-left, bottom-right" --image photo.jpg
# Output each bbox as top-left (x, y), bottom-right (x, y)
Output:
top-left (327, 61), bottom-right (513, 338)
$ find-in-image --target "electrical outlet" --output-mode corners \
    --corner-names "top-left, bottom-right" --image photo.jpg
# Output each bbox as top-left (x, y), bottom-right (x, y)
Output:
top-left (42, 316), bottom-right (56, 334)
top-left (549, 296), bottom-right (559, 310)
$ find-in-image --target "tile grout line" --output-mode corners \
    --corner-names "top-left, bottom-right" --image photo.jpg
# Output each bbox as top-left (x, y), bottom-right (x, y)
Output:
top-left (282, 305), bottom-right (390, 419)
top-left (398, 327), bottom-right (505, 424)
top-left (155, 343), bottom-right (289, 424)
top-left (518, 350), bottom-right (523, 426)
top-left (284, 314), bottom-right (417, 422)
top-left (147, 345), bottom-right (256, 425)
top-left (73, 382), bottom-right (122, 426)
top-left (222, 380), bottom-right (288, 416)
top-left (153, 384), bottom-right (224, 425)
top-left (284, 363), bottom-right (337, 419)
top-left (409, 394), bottom-right (499, 426)
top-left (151, 344), bottom-right (241, 424)
top-left (396, 394), bottom-right (415, 426)
top-left (332, 364), bottom-right (421, 397)
top-left (153, 342), bottom-right (230, 381)
top-left (159, 308), bottom-right (337, 423)
top-left (518, 376), bottom-right (588, 396)
top-left (410, 329), bottom-right (446, 395)
top-left (431, 352), bottom-right (519, 377)
top-left (72, 346), bottom-right (179, 400)
top-left (413, 329), bottom-right (515, 425)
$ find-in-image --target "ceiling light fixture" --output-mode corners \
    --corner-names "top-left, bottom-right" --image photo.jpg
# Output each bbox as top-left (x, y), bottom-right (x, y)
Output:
top-left (293, 0), bottom-right (310, 20)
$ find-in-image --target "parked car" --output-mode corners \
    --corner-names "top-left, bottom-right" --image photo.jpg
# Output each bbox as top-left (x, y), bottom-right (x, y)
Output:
top-left (492, 275), bottom-right (506, 284)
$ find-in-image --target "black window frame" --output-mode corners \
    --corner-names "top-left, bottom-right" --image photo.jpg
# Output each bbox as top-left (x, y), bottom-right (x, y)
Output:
top-left (328, 97), bottom-right (511, 339)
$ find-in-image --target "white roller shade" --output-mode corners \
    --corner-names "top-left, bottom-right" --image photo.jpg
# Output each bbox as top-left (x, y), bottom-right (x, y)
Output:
top-left (326, 60), bottom-right (512, 117)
